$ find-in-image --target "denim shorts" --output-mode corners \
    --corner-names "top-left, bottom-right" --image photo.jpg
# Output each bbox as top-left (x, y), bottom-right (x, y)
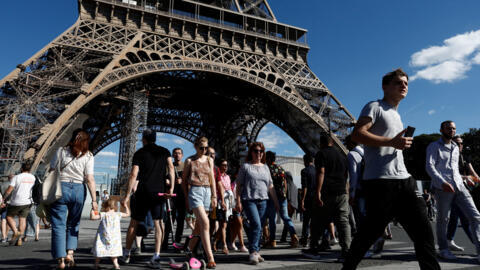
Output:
top-left (188, 186), bottom-right (211, 211)
top-left (0, 207), bottom-right (7, 220)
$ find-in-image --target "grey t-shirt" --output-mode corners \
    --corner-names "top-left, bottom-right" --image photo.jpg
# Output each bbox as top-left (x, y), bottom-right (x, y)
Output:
top-left (236, 163), bottom-right (273, 201)
top-left (359, 100), bottom-right (410, 180)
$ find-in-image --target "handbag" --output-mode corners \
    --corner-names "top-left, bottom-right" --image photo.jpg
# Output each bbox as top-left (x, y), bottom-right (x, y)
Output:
top-left (41, 149), bottom-right (75, 205)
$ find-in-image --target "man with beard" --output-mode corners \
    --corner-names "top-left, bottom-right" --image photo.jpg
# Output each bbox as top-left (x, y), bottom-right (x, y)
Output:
top-left (426, 121), bottom-right (480, 262)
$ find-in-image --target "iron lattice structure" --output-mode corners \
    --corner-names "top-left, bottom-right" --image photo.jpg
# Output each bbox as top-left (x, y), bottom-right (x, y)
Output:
top-left (0, 0), bottom-right (356, 192)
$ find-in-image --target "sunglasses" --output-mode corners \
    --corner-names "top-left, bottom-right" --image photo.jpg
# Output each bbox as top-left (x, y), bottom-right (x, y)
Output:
top-left (253, 149), bottom-right (264, 154)
top-left (199, 146), bottom-right (208, 151)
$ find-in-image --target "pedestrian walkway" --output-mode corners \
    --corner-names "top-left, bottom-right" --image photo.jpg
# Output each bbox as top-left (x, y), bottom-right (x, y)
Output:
top-left (0, 219), bottom-right (479, 269)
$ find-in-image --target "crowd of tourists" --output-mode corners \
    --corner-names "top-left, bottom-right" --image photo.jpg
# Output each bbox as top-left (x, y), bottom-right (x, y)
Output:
top-left (2, 68), bottom-right (480, 270)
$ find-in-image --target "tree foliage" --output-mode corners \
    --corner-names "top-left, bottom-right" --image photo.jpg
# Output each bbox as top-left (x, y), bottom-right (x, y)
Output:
top-left (404, 133), bottom-right (441, 181)
top-left (403, 129), bottom-right (480, 182)
top-left (462, 128), bottom-right (480, 172)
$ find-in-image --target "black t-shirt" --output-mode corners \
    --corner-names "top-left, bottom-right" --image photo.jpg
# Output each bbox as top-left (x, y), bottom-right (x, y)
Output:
top-left (458, 154), bottom-right (470, 176)
top-left (301, 165), bottom-right (316, 199)
top-left (315, 146), bottom-right (348, 196)
top-left (132, 143), bottom-right (171, 193)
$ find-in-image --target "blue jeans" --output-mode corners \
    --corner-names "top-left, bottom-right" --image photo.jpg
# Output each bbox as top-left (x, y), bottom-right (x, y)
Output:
top-left (433, 183), bottom-right (480, 253)
top-left (266, 198), bottom-right (296, 241)
top-left (49, 182), bottom-right (86, 259)
top-left (25, 205), bottom-right (39, 237)
top-left (446, 203), bottom-right (473, 243)
top-left (243, 199), bottom-right (267, 253)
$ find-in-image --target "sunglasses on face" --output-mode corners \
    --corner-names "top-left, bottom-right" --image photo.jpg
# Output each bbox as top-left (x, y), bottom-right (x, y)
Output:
top-left (199, 146), bottom-right (208, 151)
top-left (253, 149), bottom-right (264, 154)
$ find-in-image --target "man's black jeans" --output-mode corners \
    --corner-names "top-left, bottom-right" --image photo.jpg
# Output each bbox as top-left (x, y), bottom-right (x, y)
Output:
top-left (343, 177), bottom-right (440, 270)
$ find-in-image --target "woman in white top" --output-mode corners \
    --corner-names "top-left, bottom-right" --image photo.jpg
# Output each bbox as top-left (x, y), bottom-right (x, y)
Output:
top-left (49, 129), bottom-right (98, 269)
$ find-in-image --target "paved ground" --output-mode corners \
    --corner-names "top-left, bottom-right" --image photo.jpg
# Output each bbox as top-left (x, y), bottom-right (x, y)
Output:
top-left (0, 218), bottom-right (479, 269)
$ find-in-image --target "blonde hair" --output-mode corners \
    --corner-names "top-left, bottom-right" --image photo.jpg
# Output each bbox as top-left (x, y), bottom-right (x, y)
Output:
top-left (194, 136), bottom-right (208, 147)
top-left (101, 198), bottom-right (117, 212)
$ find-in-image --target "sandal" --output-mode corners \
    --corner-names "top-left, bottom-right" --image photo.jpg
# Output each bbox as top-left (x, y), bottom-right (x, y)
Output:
top-left (65, 253), bottom-right (75, 268)
top-left (56, 258), bottom-right (65, 269)
top-left (222, 247), bottom-right (229, 255)
top-left (206, 261), bottom-right (216, 269)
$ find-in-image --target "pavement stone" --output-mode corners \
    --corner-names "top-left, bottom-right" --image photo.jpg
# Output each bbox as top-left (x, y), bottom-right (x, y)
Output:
top-left (0, 218), bottom-right (479, 269)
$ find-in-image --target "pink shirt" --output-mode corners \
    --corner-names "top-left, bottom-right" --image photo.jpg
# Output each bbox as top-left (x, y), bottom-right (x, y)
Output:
top-left (218, 173), bottom-right (232, 197)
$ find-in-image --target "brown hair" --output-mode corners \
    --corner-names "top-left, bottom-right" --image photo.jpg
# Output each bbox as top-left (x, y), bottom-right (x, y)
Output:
top-left (67, 128), bottom-right (90, 157)
top-left (101, 198), bottom-right (117, 212)
top-left (194, 136), bottom-right (208, 147)
top-left (246, 142), bottom-right (266, 164)
top-left (382, 68), bottom-right (409, 86)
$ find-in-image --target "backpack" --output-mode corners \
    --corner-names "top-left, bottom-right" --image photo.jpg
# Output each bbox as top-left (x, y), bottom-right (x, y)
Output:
top-left (31, 175), bottom-right (42, 205)
top-left (269, 164), bottom-right (287, 199)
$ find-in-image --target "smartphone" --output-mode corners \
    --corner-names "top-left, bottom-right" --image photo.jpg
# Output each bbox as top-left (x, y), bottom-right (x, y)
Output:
top-left (404, 126), bottom-right (415, 137)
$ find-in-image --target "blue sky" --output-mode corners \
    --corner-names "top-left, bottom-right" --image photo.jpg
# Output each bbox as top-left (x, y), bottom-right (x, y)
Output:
top-left (1, 1), bottom-right (480, 179)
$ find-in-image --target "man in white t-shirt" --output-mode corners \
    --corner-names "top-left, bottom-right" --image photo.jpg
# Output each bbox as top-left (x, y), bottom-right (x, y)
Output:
top-left (1, 162), bottom-right (35, 246)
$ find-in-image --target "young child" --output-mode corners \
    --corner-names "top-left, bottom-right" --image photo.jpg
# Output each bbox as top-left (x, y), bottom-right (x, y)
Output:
top-left (91, 198), bottom-right (130, 270)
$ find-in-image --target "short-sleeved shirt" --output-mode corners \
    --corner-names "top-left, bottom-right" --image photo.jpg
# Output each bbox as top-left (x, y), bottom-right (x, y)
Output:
top-left (301, 165), bottom-right (316, 199)
top-left (315, 146), bottom-right (348, 196)
top-left (132, 143), bottom-right (171, 193)
top-left (51, 147), bottom-right (94, 183)
top-left (359, 100), bottom-right (410, 180)
top-left (9, 172), bottom-right (35, 206)
top-left (236, 163), bottom-right (273, 201)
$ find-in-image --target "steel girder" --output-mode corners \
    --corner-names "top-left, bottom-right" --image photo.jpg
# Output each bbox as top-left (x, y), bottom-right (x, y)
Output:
top-left (0, 0), bottom-right (355, 179)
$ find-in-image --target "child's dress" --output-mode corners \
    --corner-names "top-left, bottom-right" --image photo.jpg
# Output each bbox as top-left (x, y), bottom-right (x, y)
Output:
top-left (93, 212), bottom-right (123, 257)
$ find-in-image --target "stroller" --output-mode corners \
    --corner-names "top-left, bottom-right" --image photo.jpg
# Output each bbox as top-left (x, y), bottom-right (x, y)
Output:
top-left (158, 193), bottom-right (207, 270)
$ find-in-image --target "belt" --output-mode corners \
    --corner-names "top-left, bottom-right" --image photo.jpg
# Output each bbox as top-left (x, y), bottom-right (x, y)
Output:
top-left (60, 179), bottom-right (84, 184)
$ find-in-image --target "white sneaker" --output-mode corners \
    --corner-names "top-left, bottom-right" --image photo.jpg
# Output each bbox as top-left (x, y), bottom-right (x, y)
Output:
top-left (448, 240), bottom-right (464, 252)
top-left (257, 253), bottom-right (265, 262)
top-left (121, 249), bottom-right (131, 264)
top-left (438, 249), bottom-right (457, 260)
top-left (249, 253), bottom-right (259, 265)
top-left (148, 254), bottom-right (161, 266)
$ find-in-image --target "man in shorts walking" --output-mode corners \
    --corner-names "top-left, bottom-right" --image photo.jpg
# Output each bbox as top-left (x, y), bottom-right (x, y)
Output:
top-left (1, 162), bottom-right (35, 246)
top-left (121, 129), bottom-right (175, 265)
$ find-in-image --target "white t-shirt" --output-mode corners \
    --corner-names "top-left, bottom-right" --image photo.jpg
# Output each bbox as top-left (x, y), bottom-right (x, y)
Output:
top-left (9, 172), bottom-right (35, 206)
top-left (359, 100), bottom-right (410, 180)
top-left (51, 147), bottom-right (94, 183)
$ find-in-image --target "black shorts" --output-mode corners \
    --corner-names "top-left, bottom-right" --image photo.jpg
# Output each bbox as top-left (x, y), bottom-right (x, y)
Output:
top-left (216, 208), bottom-right (227, 222)
top-left (131, 191), bottom-right (165, 222)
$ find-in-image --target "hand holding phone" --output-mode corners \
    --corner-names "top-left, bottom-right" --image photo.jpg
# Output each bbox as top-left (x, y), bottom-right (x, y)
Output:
top-left (404, 126), bottom-right (415, 137)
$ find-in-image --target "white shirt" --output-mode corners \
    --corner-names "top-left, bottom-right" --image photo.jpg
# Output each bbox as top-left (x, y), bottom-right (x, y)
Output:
top-left (51, 147), bottom-right (94, 183)
top-left (347, 145), bottom-right (364, 197)
top-left (9, 172), bottom-right (35, 206)
top-left (426, 138), bottom-right (463, 190)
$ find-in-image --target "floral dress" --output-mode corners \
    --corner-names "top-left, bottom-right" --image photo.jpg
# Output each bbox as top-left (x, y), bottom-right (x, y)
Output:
top-left (93, 212), bottom-right (122, 257)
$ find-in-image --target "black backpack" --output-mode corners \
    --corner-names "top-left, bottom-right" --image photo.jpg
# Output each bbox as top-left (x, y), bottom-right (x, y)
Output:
top-left (31, 175), bottom-right (42, 205)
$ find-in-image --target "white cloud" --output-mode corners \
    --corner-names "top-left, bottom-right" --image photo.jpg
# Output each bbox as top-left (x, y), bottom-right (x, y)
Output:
top-left (97, 151), bottom-right (117, 157)
top-left (473, 53), bottom-right (480, 64)
top-left (257, 130), bottom-right (286, 149)
top-left (428, 109), bottom-right (436, 115)
top-left (173, 138), bottom-right (187, 145)
top-left (412, 61), bottom-right (471, 83)
top-left (410, 29), bottom-right (480, 83)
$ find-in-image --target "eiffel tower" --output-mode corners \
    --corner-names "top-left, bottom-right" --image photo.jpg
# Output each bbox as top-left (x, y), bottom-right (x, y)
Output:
top-left (0, 0), bottom-right (355, 194)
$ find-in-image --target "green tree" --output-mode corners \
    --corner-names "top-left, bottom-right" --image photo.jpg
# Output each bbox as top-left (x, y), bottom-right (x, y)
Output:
top-left (462, 128), bottom-right (480, 173)
top-left (404, 133), bottom-right (441, 182)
